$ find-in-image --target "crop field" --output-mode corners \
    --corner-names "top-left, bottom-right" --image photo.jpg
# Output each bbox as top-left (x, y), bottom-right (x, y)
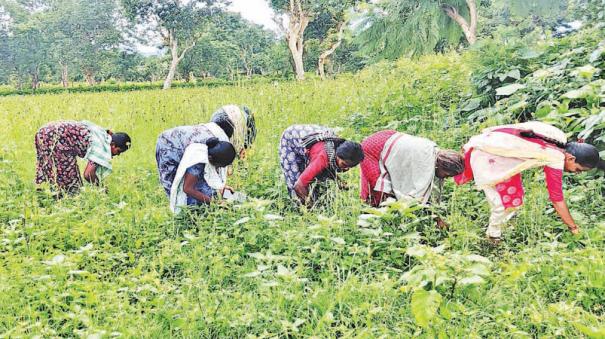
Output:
top-left (1, 52), bottom-right (604, 337)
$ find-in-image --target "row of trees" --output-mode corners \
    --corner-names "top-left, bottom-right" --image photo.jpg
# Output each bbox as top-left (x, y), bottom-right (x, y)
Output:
top-left (0, 0), bottom-right (598, 89)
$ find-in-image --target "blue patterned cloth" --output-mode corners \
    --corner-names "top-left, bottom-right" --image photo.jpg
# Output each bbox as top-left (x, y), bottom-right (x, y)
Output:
top-left (156, 124), bottom-right (221, 196)
top-left (279, 124), bottom-right (333, 193)
top-left (185, 163), bottom-right (216, 205)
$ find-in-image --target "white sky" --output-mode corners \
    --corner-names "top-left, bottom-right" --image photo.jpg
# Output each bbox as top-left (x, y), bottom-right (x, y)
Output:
top-left (230, 0), bottom-right (278, 32)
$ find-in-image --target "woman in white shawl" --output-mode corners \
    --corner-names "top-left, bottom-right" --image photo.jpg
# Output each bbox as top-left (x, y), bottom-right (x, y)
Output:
top-left (455, 121), bottom-right (605, 244)
top-left (360, 130), bottom-right (464, 207)
top-left (167, 138), bottom-right (236, 213)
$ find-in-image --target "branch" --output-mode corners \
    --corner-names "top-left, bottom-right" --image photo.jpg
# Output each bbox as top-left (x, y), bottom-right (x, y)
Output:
top-left (441, 3), bottom-right (476, 44)
top-left (178, 40), bottom-right (197, 61)
top-left (441, 4), bottom-right (468, 31)
top-left (467, 0), bottom-right (478, 36)
top-left (320, 20), bottom-right (347, 60)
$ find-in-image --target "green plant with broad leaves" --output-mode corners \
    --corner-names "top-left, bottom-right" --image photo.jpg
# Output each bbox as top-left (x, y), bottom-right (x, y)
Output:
top-left (1, 23), bottom-right (604, 337)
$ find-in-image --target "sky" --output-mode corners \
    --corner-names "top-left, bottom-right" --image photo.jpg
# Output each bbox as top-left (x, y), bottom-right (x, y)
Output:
top-left (230, 0), bottom-right (279, 32)
top-left (137, 0), bottom-right (278, 56)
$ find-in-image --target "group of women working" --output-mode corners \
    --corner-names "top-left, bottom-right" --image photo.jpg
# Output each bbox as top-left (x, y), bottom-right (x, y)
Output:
top-left (35, 106), bottom-right (605, 243)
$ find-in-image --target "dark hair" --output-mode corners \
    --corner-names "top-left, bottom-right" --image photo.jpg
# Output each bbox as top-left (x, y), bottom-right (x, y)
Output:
top-left (519, 130), bottom-right (605, 170)
top-left (243, 106), bottom-right (257, 149)
top-left (519, 130), bottom-right (566, 148)
top-left (565, 142), bottom-right (601, 169)
top-left (111, 132), bottom-right (131, 151)
top-left (215, 120), bottom-right (234, 138)
top-left (435, 150), bottom-right (465, 177)
top-left (336, 141), bottom-right (364, 166)
top-left (206, 137), bottom-right (236, 168)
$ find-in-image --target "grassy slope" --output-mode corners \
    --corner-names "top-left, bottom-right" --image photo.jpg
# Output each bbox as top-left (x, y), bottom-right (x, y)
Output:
top-left (0, 52), bottom-right (603, 337)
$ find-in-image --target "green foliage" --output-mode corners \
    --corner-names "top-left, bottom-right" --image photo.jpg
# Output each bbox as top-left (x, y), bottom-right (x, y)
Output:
top-left (355, 0), bottom-right (468, 61)
top-left (1, 24), bottom-right (605, 337)
top-left (410, 289), bottom-right (442, 328)
top-left (0, 78), bottom-right (281, 96)
top-left (462, 25), bottom-right (605, 149)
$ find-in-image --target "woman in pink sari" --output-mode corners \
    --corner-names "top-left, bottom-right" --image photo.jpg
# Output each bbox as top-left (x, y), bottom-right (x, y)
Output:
top-left (456, 121), bottom-right (604, 243)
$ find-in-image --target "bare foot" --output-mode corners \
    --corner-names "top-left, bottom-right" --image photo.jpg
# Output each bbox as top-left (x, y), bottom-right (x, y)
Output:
top-left (486, 235), bottom-right (502, 246)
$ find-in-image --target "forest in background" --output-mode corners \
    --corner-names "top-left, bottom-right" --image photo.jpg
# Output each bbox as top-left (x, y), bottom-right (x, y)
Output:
top-left (0, 0), bottom-right (603, 94)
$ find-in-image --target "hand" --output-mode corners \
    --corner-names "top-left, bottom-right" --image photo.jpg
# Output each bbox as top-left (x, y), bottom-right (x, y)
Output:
top-left (221, 185), bottom-right (234, 195)
top-left (337, 181), bottom-right (350, 191)
top-left (568, 224), bottom-right (580, 235)
top-left (435, 217), bottom-right (449, 230)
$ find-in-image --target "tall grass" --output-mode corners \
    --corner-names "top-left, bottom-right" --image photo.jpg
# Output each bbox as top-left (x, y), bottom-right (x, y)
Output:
top-left (0, 52), bottom-right (603, 337)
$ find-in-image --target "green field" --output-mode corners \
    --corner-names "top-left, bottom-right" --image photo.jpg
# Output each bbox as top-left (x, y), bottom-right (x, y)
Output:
top-left (1, 53), bottom-right (604, 337)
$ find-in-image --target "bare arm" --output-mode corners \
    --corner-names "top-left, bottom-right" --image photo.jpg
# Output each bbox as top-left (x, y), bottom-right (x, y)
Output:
top-left (182, 173), bottom-right (212, 204)
top-left (552, 200), bottom-right (580, 234)
top-left (83, 161), bottom-right (99, 185)
top-left (293, 180), bottom-right (309, 204)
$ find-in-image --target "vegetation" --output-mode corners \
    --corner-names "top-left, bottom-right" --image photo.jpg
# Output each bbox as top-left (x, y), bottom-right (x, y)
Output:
top-left (2, 0), bottom-right (605, 336)
top-left (2, 19), bottom-right (605, 335)
top-left (1, 0), bottom-right (596, 90)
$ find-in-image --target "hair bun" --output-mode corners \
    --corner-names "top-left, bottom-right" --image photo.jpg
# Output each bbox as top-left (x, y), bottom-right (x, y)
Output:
top-left (205, 137), bottom-right (220, 148)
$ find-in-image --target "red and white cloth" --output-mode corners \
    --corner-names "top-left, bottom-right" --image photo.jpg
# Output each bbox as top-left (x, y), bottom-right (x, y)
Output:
top-left (360, 130), bottom-right (438, 206)
top-left (455, 121), bottom-right (566, 237)
top-left (360, 130), bottom-right (397, 206)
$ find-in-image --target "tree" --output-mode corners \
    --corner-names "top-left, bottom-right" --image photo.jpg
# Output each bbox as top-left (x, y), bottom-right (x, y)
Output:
top-left (442, 0), bottom-right (478, 45)
top-left (0, 1), bottom-right (51, 89)
top-left (305, 0), bottom-right (361, 80)
top-left (271, 0), bottom-right (315, 80)
top-left (46, 0), bottom-right (124, 87)
top-left (178, 13), bottom-right (276, 80)
top-left (122, 0), bottom-right (228, 89)
top-left (356, 0), bottom-right (478, 61)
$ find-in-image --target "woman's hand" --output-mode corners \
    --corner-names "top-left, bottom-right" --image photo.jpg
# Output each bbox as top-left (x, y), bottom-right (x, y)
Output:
top-left (568, 224), bottom-right (580, 235)
top-left (83, 161), bottom-right (99, 185)
top-left (183, 173), bottom-right (212, 204)
top-left (221, 185), bottom-right (234, 196)
top-left (337, 180), bottom-right (350, 191)
top-left (552, 200), bottom-right (580, 235)
top-left (293, 181), bottom-right (309, 204)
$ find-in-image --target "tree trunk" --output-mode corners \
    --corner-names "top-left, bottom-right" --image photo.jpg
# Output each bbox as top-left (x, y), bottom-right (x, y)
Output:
top-left (318, 21), bottom-right (346, 80)
top-left (163, 30), bottom-right (197, 90)
top-left (60, 63), bottom-right (69, 88)
top-left (288, 37), bottom-right (305, 80)
top-left (84, 69), bottom-right (95, 86)
top-left (442, 0), bottom-right (478, 45)
top-left (31, 67), bottom-right (40, 90)
top-left (284, 0), bottom-right (310, 81)
top-left (163, 36), bottom-right (179, 90)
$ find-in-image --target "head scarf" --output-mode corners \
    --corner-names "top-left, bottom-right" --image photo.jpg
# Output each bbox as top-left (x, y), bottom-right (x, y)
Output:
top-left (301, 129), bottom-right (344, 173)
top-left (210, 105), bottom-right (256, 155)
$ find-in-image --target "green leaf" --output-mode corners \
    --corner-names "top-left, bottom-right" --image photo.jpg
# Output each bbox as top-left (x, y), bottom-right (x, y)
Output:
top-left (411, 289), bottom-right (442, 328)
top-left (458, 275), bottom-right (485, 286)
top-left (461, 98), bottom-right (482, 112)
top-left (498, 69), bottom-right (521, 81)
top-left (406, 245), bottom-right (428, 258)
top-left (330, 237), bottom-right (345, 245)
top-left (574, 323), bottom-right (605, 339)
top-left (575, 65), bottom-right (599, 79)
top-left (518, 48), bottom-right (542, 59)
top-left (495, 84), bottom-right (525, 96)
top-left (562, 86), bottom-right (592, 99)
top-left (589, 40), bottom-right (605, 63)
